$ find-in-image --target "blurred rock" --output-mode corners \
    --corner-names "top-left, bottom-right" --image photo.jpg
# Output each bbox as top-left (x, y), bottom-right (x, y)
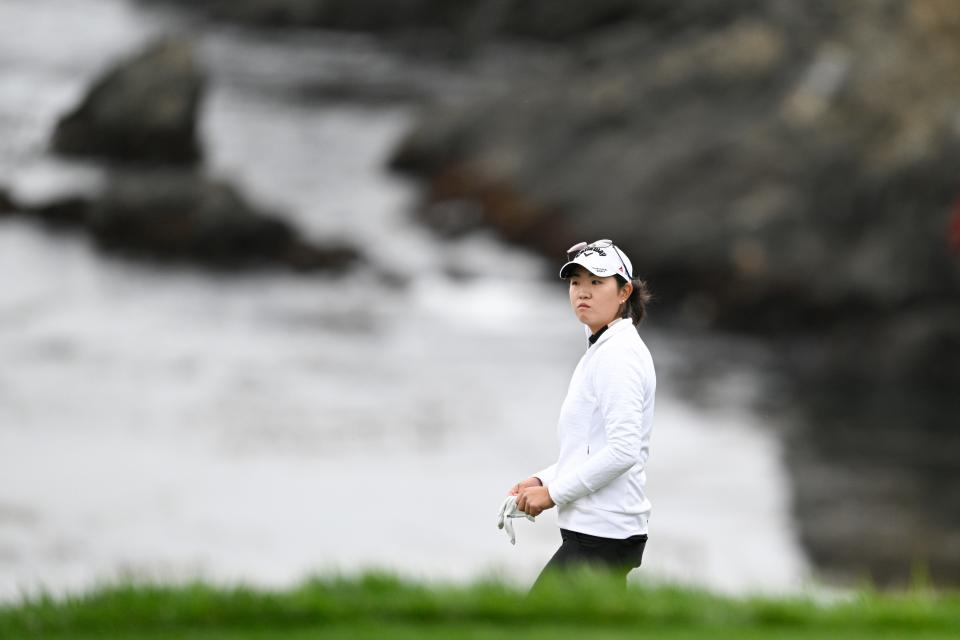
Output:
top-left (38, 32), bottom-right (360, 272)
top-left (787, 422), bottom-right (960, 587)
top-left (783, 322), bottom-right (960, 586)
top-left (52, 37), bottom-right (204, 165)
top-left (390, 3), bottom-right (960, 334)
top-left (0, 188), bottom-right (13, 214)
top-left (141, 0), bottom-right (733, 41)
top-left (8, 173), bottom-right (360, 272)
top-left (24, 197), bottom-right (92, 228)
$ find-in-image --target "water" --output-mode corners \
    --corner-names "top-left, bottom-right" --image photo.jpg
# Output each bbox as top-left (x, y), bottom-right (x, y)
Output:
top-left (0, 0), bottom-right (808, 600)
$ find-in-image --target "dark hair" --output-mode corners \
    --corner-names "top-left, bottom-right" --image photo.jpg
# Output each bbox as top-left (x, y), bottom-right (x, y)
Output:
top-left (617, 276), bottom-right (652, 325)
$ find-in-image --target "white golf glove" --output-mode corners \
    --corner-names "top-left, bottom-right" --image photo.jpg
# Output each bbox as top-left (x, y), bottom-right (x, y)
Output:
top-left (497, 495), bottom-right (535, 545)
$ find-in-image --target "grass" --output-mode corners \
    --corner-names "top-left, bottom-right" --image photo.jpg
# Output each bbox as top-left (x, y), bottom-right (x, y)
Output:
top-left (1, 569), bottom-right (958, 639)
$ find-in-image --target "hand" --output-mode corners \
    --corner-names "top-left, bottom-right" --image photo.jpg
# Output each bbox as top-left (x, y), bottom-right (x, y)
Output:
top-left (516, 485), bottom-right (555, 517)
top-left (508, 477), bottom-right (542, 497)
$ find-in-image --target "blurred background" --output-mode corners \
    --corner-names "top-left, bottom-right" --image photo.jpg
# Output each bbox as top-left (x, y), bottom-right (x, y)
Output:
top-left (1, 0), bottom-right (958, 601)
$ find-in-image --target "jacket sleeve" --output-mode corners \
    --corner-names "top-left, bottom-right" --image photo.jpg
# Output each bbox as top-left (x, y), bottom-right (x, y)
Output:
top-left (547, 349), bottom-right (649, 506)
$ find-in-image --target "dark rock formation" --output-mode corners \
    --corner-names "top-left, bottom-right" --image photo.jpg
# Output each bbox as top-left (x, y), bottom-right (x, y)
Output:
top-left (27, 197), bottom-right (93, 228)
top-left (141, 0), bottom-right (699, 41)
top-left (390, 6), bottom-right (960, 333)
top-left (89, 172), bottom-right (359, 270)
top-left (0, 188), bottom-right (14, 214)
top-left (783, 322), bottom-right (960, 586)
top-left (5, 173), bottom-right (359, 272)
top-left (39, 32), bottom-right (360, 273)
top-left (52, 37), bottom-right (204, 165)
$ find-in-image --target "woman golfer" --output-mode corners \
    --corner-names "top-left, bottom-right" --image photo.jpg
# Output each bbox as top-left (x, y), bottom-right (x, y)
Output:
top-left (509, 239), bottom-right (655, 589)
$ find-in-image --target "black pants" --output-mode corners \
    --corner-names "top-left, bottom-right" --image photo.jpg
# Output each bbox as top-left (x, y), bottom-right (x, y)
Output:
top-left (530, 528), bottom-right (648, 593)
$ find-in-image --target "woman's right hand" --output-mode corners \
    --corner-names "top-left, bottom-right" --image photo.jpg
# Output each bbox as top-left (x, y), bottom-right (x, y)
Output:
top-left (508, 477), bottom-right (543, 496)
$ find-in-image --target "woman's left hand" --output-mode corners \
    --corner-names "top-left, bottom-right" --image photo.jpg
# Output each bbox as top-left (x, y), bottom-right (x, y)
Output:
top-left (516, 486), bottom-right (555, 516)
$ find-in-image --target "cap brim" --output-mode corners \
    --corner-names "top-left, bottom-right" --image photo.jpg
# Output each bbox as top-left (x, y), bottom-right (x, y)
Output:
top-left (559, 259), bottom-right (607, 279)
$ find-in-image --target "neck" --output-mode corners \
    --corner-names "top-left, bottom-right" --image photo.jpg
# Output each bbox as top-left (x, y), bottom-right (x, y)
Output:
top-left (588, 316), bottom-right (624, 335)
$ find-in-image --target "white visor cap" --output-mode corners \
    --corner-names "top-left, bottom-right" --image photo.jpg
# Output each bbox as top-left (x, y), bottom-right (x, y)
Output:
top-left (559, 241), bottom-right (633, 280)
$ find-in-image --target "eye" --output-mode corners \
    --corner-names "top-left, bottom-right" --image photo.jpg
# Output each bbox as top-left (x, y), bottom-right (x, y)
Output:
top-left (592, 279), bottom-right (602, 285)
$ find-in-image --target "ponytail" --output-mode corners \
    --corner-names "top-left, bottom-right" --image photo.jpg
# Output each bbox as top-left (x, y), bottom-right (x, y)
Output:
top-left (619, 277), bottom-right (652, 325)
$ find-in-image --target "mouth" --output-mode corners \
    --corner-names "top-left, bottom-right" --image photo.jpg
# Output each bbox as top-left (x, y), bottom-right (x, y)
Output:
top-left (576, 303), bottom-right (590, 310)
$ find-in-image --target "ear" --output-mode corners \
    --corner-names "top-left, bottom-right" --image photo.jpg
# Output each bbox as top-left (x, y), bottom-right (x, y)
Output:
top-left (620, 280), bottom-right (633, 302)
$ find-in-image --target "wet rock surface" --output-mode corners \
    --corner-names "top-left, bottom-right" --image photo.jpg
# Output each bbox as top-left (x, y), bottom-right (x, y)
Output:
top-left (390, 7), bottom-right (960, 334)
top-left (142, 0), bottom-right (747, 42)
top-left (35, 34), bottom-right (361, 273)
top-left (775, 309), bottom-right (960, 585)
top-left (6, 174), bottom-right (359, 272)
top-left (0, 188), bottom-right (13, 214)
top-left (52, 38), bottom-right (204, 165)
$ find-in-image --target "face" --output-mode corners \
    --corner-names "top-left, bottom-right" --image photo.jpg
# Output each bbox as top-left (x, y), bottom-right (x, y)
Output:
top-left (567, 266), bottom-right (631, 333)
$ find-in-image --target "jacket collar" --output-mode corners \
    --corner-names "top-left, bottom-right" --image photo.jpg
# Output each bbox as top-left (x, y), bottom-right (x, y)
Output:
top-left (586, 316), bottom-right (632, 348)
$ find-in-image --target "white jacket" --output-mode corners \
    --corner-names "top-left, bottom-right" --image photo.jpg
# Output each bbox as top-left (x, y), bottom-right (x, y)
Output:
top-left (534, 318), bottom-right (656, 538)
